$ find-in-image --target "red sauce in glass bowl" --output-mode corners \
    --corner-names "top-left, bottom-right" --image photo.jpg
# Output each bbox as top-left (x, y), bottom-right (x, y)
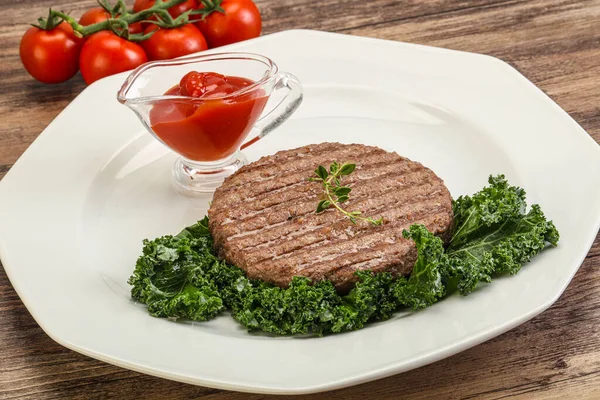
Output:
top-left (149, 72), bottom-right (268, 161)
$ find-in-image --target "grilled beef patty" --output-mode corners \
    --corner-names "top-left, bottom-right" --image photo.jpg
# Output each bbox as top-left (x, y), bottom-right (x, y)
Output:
top-left (208, 143), bottom-right (453, 292)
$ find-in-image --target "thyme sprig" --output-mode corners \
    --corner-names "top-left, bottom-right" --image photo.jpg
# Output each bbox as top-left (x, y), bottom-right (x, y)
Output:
top-left (309, 161), bottom-right (384, 226)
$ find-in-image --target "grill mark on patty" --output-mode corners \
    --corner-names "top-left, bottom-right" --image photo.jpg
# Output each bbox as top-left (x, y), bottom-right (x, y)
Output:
top-left (221, 143), bottom-right (374, 189)
top-left (214, 167), bottom-right (442, 247)
top-left (248, 196), bottom-right (450, 264)
top-left (213, 144), bottom-right (379, 201)
top-left (225, 142), bottom-right (342, 181)
top-left (210, 170), bottom-right (425, 246)
top-left (226, 185), bottom-right (448, 262)
top-left (303, 211), bottom-right (444, 278)
top-left (247, 212), bottom-right (443, 288)
top-left (209, 149), bottom-right (403, 217)
top-left (304, 238), bottom-right (412, 282)
top-left (323, 246), bottom-right (418, 291)
top-left (209, 158), bottom-right (425, 240)
top-left (279, 212), bottom-right (440, 276)
top-left (237, 198), bottom-right (450, 269)
top-left (219, 178), bottom-right (438, 246)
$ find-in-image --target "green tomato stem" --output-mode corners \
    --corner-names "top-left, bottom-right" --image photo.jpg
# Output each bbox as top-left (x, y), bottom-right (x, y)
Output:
top-left (49, 0), bottom-right (189, 37)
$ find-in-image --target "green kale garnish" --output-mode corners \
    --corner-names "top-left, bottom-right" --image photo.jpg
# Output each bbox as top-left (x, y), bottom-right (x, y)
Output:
top-left (445, 175), bottom-right (559, 294)
top-left (128, 174), bottom-right (559, 335)
top-left (128, 234), bottom-right (225, 321)
top-left (450, 175), bottom-right (527, 248)
top-left (175, 216), bottom-right (211, 239)
top-left (229, 276), bottom-right (342, 335)
top-left (394, 224), bottom-right (446, 310)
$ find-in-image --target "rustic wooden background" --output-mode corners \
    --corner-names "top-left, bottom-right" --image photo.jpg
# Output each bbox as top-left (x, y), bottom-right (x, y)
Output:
top-left (1, 0), bottom-right (599, 398)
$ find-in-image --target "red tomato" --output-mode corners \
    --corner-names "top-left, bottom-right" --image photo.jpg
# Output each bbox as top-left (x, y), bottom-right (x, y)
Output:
top-left (141, 25), bottom-right (207, 61)
top-left (133, 0), bottom-right (198, 19)
top-left (79, 31), bottom-right (148, 84)
top-left (19, 22), bottom-right (84, 84)
top-left (78, 7), bottom-right (111, 26)
top-left (195, 0), bottom-right (261, 48)
top-left (79, 8), bottom-right (143, 35)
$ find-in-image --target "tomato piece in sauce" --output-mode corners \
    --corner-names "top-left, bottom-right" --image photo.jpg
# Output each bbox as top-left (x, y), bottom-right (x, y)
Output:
top-left (149, 72), bottom-right (267, 161)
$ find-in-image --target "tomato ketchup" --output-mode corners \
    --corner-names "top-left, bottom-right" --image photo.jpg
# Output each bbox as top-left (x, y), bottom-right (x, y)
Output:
top-left (149, 71), bottom-right (268, 161)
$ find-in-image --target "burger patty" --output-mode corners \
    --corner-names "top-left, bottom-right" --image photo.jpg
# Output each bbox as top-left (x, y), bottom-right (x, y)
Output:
top-left (208, 142), bottom-right (454, 292)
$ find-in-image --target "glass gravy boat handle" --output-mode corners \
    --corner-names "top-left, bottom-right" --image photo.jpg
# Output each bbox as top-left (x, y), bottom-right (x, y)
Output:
top-left (241, 72), bottom-right (303, 149)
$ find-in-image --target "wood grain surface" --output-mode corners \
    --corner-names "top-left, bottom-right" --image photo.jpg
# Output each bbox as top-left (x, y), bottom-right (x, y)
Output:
top-left (1, 0), bottom-right (599, 398)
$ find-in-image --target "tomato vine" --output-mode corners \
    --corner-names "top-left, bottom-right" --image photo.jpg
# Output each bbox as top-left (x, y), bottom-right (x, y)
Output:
top-left (37, 0), bottom-right (196, 41)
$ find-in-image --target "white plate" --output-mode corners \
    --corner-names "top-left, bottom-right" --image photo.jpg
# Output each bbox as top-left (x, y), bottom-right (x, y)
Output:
top-left (1, 30), bottom-right (599, 394)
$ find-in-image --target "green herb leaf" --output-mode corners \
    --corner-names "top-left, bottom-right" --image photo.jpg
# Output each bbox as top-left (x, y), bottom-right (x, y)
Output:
top-left (315, 165), bottom-right (329, 180)
top-left (339, 163), bottom-right (356, 176)
top-left (372, 217), bottom-right (384, 226)
top-left (329, 161), bottom-right (340, 174)
top-left (334, 186), bottom-right (352, 196)
top-left (316, 199), bottom-right (331, 213)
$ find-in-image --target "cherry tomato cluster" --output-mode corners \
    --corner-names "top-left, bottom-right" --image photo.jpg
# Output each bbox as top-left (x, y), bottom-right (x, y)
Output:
top-left (20, 0), bottom-right (261, 85)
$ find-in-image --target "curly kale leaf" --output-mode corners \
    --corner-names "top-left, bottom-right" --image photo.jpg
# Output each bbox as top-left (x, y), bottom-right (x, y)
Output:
top-left (230, 276), bottom-right (342, 335)
top-left (397, 176), bottom-right (559, 299)
top-left (176, 216), bottom-right (210, 239)
top-left (450, 175), bottom-right (526, 249)
top-left (128, 234), bottom-right (225, 321)
top-left (445, 177), bottom-right (559, 295)
top-left (394, 224), bottom-right (446, 310)
top-left (331, 271), bottom-right (397, 332)
top-left (229, 271), bottom-right (397, 335)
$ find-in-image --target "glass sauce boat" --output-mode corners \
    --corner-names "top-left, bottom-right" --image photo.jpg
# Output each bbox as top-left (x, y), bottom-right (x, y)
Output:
top-left (117, 52), bottom-right (303, 195)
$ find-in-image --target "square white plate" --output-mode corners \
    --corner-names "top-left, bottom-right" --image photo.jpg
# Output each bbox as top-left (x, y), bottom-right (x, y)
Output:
top-left (1, 30), bottom-right (599, 394)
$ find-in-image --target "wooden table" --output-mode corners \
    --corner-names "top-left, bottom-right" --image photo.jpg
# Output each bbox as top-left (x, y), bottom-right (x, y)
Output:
top-left (1, 0), bottom-right (599, 398)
